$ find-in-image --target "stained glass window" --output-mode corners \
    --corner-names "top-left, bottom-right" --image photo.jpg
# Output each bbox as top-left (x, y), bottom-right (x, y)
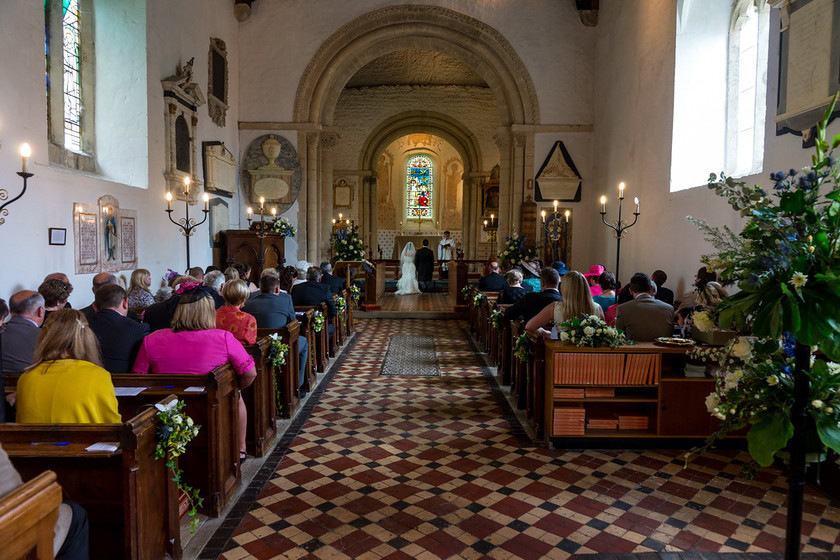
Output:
top-left (405, 154), bottom-right (433, 220)
top-left (62, 0), bottom-right (82, 151)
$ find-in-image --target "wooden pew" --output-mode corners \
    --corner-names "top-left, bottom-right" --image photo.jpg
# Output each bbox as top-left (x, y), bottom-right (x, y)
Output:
top-left (344, 287), bottom-right (355, 336)
top-left (510, 320), bottom-right (527, 409)
top-left (294, 309), bottom-right (317, 391)
top-left (111, 369), bottom-right (239, 518)
top-left (478, 292), bottom-right (499, 350)
top-left (490, 303), bottom-right (511, 365)
top-left (242, 337), bottom-right (277, 457)
top-left (498, 312), bottom-right (515, 386)
top-left (296, 303), bottom-right (328, 372)
top-left (257, 322), bottom-right (301, 419)
top-left (525, 333), bottom-right (547, 440)
top-left (0, 470), bottom-right (62, 560)
top-left (0, 395), bottom-right (181, 560)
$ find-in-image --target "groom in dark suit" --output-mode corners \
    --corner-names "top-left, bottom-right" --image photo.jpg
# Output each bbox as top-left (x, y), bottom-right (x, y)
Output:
top-left (415, 239), bottom-right (435, 292)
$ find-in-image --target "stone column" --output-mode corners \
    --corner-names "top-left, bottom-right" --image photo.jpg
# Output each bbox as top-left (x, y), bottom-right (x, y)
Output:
top-left (305, 131), bottom-right (320, 260)
top-left (494, 129), bottom-right (513, 253)
top-left (461, 174), bottom-right (472, 258)
top-left (320, 133), bottom-right (336, 260)
top-left (366, 174), bottom-right (378, 258)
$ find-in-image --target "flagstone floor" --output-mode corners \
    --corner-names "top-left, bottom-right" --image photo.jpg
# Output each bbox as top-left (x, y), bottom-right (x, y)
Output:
top-left (204, 319), bottom-right (840, 560)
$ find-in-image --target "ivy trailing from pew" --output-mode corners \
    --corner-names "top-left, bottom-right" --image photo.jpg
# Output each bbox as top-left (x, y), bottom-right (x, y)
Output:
top-left (514, 333), bottom-right (532, 362)
top-left (154, 399), bottom-right (202, 533)
top-left (349, 284), bottom-right (361, 308)
top-left (490, 309), bottom-right (504, 330)
top-left (312, 311), bottom-right (325, 333)
top-left (335, 296), bottom-right (347, 327)
top-left (267, 333), bottom-right (290, 368)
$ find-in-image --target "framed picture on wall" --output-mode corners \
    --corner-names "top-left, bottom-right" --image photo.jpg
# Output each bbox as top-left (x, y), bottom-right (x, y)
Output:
top-left (49, 227), bottom-right (67, 246)
top-left (334, 177), bottom-right (353, 208)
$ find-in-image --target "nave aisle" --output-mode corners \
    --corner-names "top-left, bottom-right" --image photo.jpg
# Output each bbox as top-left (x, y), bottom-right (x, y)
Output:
top-left (201, 319), bottom-right (839, 560)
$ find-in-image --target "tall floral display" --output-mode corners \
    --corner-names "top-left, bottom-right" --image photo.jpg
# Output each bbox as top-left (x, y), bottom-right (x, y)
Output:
top-left (689, 95), bottom-right (840, 557)
top-left (330, 223), bottom-right (366, 261)
top-left (497, 231), bottom-right (538, 267)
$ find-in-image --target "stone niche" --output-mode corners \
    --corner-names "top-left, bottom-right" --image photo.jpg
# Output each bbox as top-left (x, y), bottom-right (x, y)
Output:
top-left (162, 58), bottom-right (205, 204)
top-left (241, 135), bottom-right (302, 213)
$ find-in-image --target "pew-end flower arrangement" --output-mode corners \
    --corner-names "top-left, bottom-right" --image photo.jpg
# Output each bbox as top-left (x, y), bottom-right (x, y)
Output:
top-left (271, 216), bottom-right (296, 237)
top-left (312, 310), bottom-right (325, 333)
top-left (154, 399), bottom-right (202, 533)
top-left (686, 93), bottom-right (840, 471)
top-left (490, 308), bottom-right (504, 330)
top-left (267, 333), bottom-right (289, 368)
top-left (514, 332), bottom-right (532, 362)
top-left (557, 314), bottom-right (629, 348)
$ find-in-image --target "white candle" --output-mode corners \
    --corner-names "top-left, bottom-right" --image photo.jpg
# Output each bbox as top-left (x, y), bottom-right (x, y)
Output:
top-left (600, 196), bottom-right (607, 213)
top-left (271, 207), bottom-right (277, 217)
top-left (184, 176), bottom-right (191, 195)
top-left (247, 207), bottom-right (253, 220)
top-left (634, 197), bottom-right (640, 214)
top-left (553, 200), bottom-right (558, 213)
top-left (618, 182), bottom-right (625, 199)
top-left (165, 191), bottom-right (172, 211)
top-left (203, 193), bottom-right (209, 210)
top-left (20, 143), bottom-right (31, 173)
top-left (565, 210), bottom-right (570, 222)
top-left (541, 210), bottom-right (546, 223)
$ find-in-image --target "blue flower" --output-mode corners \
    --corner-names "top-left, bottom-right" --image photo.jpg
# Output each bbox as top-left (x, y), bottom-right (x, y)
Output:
top-left (788, 169), bottom-right (797, 177)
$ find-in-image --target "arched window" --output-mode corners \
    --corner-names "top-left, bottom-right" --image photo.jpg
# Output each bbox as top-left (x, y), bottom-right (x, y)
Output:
top-left (405, 154), bottom-right (434, 220)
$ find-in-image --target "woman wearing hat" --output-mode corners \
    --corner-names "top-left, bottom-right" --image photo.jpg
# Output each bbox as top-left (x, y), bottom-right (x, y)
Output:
top-left (133, 283), bottom-right (257, 462)
top-left (583, 265), bottom-right (606, 296)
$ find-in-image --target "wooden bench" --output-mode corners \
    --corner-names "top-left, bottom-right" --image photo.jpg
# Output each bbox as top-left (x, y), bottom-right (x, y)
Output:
top-left (243, 337), bottom-right (277, 457)
top-left (110, 369), bottom-right (239, 518)
top-left (294, 309), bottom-right (317, 391)
top-left (257, 322), bottom-right (301, 419)
top-left (0, 395), bottom-right (180, 559)
top-left (0, 470), bottom-right (63, 560)
top-left (295, 303), bottom-right (329, 373)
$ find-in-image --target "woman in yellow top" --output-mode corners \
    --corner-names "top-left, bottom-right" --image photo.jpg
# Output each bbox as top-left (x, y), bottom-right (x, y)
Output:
top-left (16, 309), bottom-right (121, 423)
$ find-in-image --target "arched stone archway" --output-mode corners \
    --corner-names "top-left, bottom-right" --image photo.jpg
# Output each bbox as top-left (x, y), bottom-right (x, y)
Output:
top-left (294, 4), bottom-right (540, 259)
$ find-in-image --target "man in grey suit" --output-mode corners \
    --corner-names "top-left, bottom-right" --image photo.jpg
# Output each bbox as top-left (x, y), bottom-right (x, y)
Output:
top-left (243, 275), bottom-right (309, 393)
top-left (615, 273), bottom-right (675, 342)
top-left (1, 291), bottom-right (45, 373)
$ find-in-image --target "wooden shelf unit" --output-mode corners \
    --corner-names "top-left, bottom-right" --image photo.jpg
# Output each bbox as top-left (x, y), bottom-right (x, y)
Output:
top-left (545, 342), bottom-right (721, 443)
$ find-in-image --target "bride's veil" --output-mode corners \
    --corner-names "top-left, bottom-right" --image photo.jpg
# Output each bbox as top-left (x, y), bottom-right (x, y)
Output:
top-left (401, 242), bottom-right (416, 259)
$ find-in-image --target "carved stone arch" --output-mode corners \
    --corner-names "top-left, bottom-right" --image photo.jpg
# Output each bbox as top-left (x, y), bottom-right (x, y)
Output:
top-left (294, 4), bottom-right (540, 127)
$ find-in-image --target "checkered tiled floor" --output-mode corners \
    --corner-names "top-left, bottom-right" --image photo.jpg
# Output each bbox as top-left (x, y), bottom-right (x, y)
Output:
top-left (210, 319), bottom-right (840, 559)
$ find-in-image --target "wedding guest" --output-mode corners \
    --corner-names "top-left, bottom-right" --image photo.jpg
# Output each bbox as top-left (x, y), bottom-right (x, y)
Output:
top-left (677, 266), bottom-right (720, 311)
top-left (1, 291), bottom-right (45, 373)
top-left (478, 261), bottom-right (505, 291)
top-left (132, 286), bottom-right (256, 461)
top-left (216, 279), bottom-right (257, 346)
top-left (203, 270), bottom-right (226, 308)
top-left (127, 268), bottom-right (156, 314)
top-left (188, 266), bottom-right (205, 282)
top-left (615, 272), bottom-right (675, 341)
top-left (17, 309), bottom-right (120, 424)
top-left (80, 273), bottom-right (118, 321)
top-left (43, 272), bottom-right (73, 307)
top-left (232, 262), bottom-right (259, 293)
top-left (88, 284), bottom-right (150, 373)
top-left (142, 276), bottom-right (199, 332)
top-left (279, 266), bottom-right (296, 293)
top-left (38, 278), bottom-right (73, 322)
top-left (497, 269), bottom-right (527, 305)
top-left (676, 275), bottom-right (729, 334)
top-left (583, 265), bottom-right (605, 296)
top-left (154, 286), bottom-right (173, 302)
top-left (294, 260), bottom-right (311, 286)
top-left (651, 269), bottom-right (674, 306)
top-left (320, 261), bottom-right (345, 294)
top-left (223, 266), bottom-right (240, 283)
top-left (592, 271), bottom-right (617, 313)
top-left (504, 267), bottom-right (562, 323)
top-left (526, 270), bottom-right (604, 338)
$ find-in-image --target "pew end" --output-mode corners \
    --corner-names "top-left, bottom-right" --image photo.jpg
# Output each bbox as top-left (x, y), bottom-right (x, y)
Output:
top-left (0, 470), bottom-right (63, 560)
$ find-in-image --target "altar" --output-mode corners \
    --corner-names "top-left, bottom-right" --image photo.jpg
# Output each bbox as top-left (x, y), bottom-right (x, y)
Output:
top-left (392, 235), bottom-right (443, 259)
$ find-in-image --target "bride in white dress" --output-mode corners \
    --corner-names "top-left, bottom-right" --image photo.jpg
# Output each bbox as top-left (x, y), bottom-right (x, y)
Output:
top-left (395, 242), bottom-right (421, 295)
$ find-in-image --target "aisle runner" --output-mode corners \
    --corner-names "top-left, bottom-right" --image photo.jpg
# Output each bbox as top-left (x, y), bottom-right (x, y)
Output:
top-left (380, 334), bottom-right (440, 376)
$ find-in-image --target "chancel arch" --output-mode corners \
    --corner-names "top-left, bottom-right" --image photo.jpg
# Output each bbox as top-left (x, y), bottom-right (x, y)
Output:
top-left (292, 4), bottom-right (540, 259)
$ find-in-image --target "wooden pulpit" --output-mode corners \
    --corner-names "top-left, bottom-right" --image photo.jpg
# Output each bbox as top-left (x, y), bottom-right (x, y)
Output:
top-left (219, 229), bottom-right (286, 280)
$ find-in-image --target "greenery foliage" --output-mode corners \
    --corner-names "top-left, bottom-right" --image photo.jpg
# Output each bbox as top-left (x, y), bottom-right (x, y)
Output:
top-left (514, 333), bottom-right (532, 363)
top-left (267, 333), bottom-right (289, 368)
top-left (312, 310), bottom-right (325, 333)
top-left (154, 399), bottom-right (202, 533)
top-left (557, 314), bottom-right (629, 348)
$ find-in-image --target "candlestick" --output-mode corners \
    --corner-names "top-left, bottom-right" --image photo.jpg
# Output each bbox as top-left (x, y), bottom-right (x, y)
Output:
top-left (165, 179), bottom-right (209, 269)
top-left (184, 176), bottom-right (191, 195)
top-left (20, 143), bottom-right (30, 174)
top-left (247, 207), bottom-right (253, 220)
top-left (166, 191), bottom-right (173, 211)
top-left (634, 197), bottom-right (640, 214)
top-left (259, 196), bottom-right (265, 209)
top-left (599, 185), bottom-right (640, 287)
top-left (600, 196), bottom-right (606, 214)
top-left (203, 193), bottom-right (209, 210)
top-left (618, 182), bottom-right (625, 199)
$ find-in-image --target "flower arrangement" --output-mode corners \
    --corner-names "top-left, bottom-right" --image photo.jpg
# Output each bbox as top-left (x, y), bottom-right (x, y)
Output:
top-left (335, 295), bottom-right (347, 315)
top-left (154, 399), bottom-right (202, 533)
top-left (514, 333), bottom-right (532, 362)
top-left (312, 310), bottom-right (325, 333)
top-left (271, 216), bottom-right (296, 238)
top-left (330, 223), bottom-right (366, 261)
top-left (497, 231), bottom-right (539, 268)
top-left (490, 308), bottom-right (504, 330)
top-left (557, 314), bottom-right (629, 348)
top-left (473, 292), bottom-right (484, 307)
top-left (687, 94), bottom-right (840, 469)
top-left (350, 284), bottom-right (361, 302)
top-left (267, 333), bottom-right (289, 368)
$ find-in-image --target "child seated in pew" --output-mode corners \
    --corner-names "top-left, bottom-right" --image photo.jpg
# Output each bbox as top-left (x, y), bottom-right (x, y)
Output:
top-left (16, 309), bottom-right (121, 424)
top-left (132, 285), bottom-right (257, 462)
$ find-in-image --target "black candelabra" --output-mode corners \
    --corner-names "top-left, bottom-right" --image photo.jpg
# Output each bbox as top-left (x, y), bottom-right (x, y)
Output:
top-left (541, 201), bottom-right (570, 264)
top-left (483, 213), bottom-right (497, 245)
top-left (165, 176), bottom-right (209, 270)
top-left (599, 182), bottom-right (640, 286)
top-left (246, 197), bottom-right (277, 269)
top-left (0, 143), bottom-right (33, 226)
